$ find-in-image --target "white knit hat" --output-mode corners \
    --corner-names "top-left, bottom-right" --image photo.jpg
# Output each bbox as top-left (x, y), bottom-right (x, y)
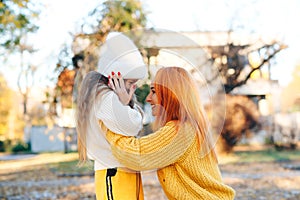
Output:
top-left (97, 32), bottom-right (147, 79)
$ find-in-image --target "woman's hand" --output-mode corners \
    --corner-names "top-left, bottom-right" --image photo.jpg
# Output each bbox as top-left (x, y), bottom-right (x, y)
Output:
top-left (108, 71), bottom-right (136, 105)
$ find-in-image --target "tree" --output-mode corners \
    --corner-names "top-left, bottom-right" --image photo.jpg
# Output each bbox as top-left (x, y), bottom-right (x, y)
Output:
top-left (281, 64), bottom-right (300, 112)
top-left (205, 32), bottom-right (287, 93)
top-left (56, 68), bottom-right (77, 109)
top-left (0, 74), bottom-right (12, 139)
top-left (218, 95), bottom-right (260, 153)
top-left (0, 0), bottom-right (40, 116)
top-left (198, 32), bottom-right (287, 152)
top-left (135, 83), bottom-right (150, 106)
top-left (0, 0), bottom-right (40, 54)
top-left (17, 44), bottom-right (37, 116)
top-left (73, 0), bottom-right (147, 73)
top-left (54, 0), bottom-right (148, 112)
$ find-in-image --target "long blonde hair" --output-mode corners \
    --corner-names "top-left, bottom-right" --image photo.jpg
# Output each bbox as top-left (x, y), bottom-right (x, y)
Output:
top-left (75, 71), bottom-right (109, 164)
top-left (153, 67), bottom-right (216, 160)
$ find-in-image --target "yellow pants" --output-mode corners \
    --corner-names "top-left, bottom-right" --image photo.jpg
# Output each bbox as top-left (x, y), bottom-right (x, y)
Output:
top-left (95, 168), bottom-right (144, 200)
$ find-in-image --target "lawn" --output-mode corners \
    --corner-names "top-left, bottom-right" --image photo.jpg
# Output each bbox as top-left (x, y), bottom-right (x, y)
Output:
top-left (49, 159), bottom-right (94, 176)
top-left (1, 147), bottom-right (300, 199)
top-left (36, 147), bottom-right (300, 174)
top-left (2, 147), bottom-right (300, 174)
top-left (219, 147), bottom-right (300, 164)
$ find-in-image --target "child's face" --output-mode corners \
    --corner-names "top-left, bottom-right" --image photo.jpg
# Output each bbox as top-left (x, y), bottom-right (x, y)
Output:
top-left (124, 79), bottom-right (138, 92)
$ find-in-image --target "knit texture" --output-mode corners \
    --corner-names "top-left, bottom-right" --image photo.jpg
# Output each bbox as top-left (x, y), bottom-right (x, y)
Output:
top-left (97, 32), bottom-right (146, 79)
top-left (86, 89), bottom-right (143, 171)
top-left (105, 121), bottom-right (235, 199)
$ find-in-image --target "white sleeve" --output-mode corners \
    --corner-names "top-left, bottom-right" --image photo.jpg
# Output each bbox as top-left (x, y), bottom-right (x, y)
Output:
top-left (95, 91), bottom-right (143, 136)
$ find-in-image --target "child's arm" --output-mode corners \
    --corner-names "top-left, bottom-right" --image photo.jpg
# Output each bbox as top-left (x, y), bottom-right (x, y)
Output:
top-left (96, 91), bottom-right (143, 136)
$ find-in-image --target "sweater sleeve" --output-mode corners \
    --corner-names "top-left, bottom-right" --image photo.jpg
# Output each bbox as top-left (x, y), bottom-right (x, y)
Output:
top-left (104, 121), bottom-right (196, 171)
top-left (96, 91), bottom-right (143, 136)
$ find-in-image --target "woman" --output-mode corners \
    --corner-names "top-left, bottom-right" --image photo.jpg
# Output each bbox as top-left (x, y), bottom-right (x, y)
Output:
top-left (76, 32), bottom-right (146, 200)
top-left (102, 67), bottom-right (236, 199)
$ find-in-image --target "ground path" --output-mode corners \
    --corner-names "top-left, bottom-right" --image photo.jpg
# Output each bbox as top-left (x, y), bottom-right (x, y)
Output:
top-left (1, 152), bottom-right (300, 199)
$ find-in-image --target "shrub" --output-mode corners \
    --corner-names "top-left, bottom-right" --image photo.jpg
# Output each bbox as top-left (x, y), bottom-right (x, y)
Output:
top-left (11, 141), bottom-right (30, 153)
top-left (0, 140), bottom-right (4, 152)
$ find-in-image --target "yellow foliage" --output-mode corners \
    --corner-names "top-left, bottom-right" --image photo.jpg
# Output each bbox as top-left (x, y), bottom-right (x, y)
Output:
top-left (250, 70), bottom-right (261, 79)
top-left (281, 64), bottom-right (300, 112)
top-left (0, 74), bottom-right (12, 137)
top-left (250, 70), bottom-right (269, 80)
top-left (248, 53), bottom-right (260, 68)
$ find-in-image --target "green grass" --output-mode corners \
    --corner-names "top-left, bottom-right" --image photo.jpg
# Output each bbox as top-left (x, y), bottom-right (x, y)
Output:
top-left (0, 152), bottom-right (95, 175)
top-left (235, 148), bottom-right (300, 162)
top-left (44, 149), bottom-right (300, 172)
top-left (220, 148), bottom-right (300, 164)
top-left (3, 149), bottom-right (299, 173)
top-left (49, 159), bottom-right (94, 175)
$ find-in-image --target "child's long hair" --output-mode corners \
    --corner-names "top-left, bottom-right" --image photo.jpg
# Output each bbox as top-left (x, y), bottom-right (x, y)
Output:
top-left (75, 71), bottom-right (109, 164)
top-left (153, 67), bottom-right (216, 160)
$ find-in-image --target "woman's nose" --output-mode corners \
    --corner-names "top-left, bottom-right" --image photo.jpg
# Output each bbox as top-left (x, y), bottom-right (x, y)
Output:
top-left (146, 93), bottom-right (151, 103)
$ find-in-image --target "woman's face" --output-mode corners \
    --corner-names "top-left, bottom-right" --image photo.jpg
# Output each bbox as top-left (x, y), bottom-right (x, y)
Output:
top-left (146, 84), bottom-right (159, 116)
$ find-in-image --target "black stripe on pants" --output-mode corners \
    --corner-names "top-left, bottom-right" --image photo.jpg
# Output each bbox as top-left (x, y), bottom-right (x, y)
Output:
top-left (106, 168), bottom-right (117, 200)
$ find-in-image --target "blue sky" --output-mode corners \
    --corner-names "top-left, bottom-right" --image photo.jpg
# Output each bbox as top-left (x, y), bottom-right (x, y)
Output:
top-left (2, 0), bottom-right (300, 89)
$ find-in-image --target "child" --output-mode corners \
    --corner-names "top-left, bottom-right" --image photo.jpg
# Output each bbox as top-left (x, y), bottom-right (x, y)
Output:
top-left (76, 32), bottom-right (146, 200)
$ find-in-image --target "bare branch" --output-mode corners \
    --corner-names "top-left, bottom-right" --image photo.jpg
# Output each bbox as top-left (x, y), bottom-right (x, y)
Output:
top-left (225, 43), bottom-right (287, 93)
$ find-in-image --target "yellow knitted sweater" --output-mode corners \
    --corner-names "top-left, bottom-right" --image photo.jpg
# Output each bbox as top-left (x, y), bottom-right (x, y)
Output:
top-left (104, 120), bottom-right (235, 200)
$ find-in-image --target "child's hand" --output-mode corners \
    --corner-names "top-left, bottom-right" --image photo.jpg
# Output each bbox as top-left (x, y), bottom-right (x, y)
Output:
top-left (108, 71), bottom-right (136, 105)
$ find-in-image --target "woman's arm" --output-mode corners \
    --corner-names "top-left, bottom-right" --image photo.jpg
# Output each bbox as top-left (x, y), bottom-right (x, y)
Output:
top-left (96, 91), bottom-right (143, 136)
top-left (101, 121), bottom-right (196, 171)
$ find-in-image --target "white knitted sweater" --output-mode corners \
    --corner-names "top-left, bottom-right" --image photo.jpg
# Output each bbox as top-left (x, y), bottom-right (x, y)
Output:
top-left (86, 90), bottom-right (143, 170)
